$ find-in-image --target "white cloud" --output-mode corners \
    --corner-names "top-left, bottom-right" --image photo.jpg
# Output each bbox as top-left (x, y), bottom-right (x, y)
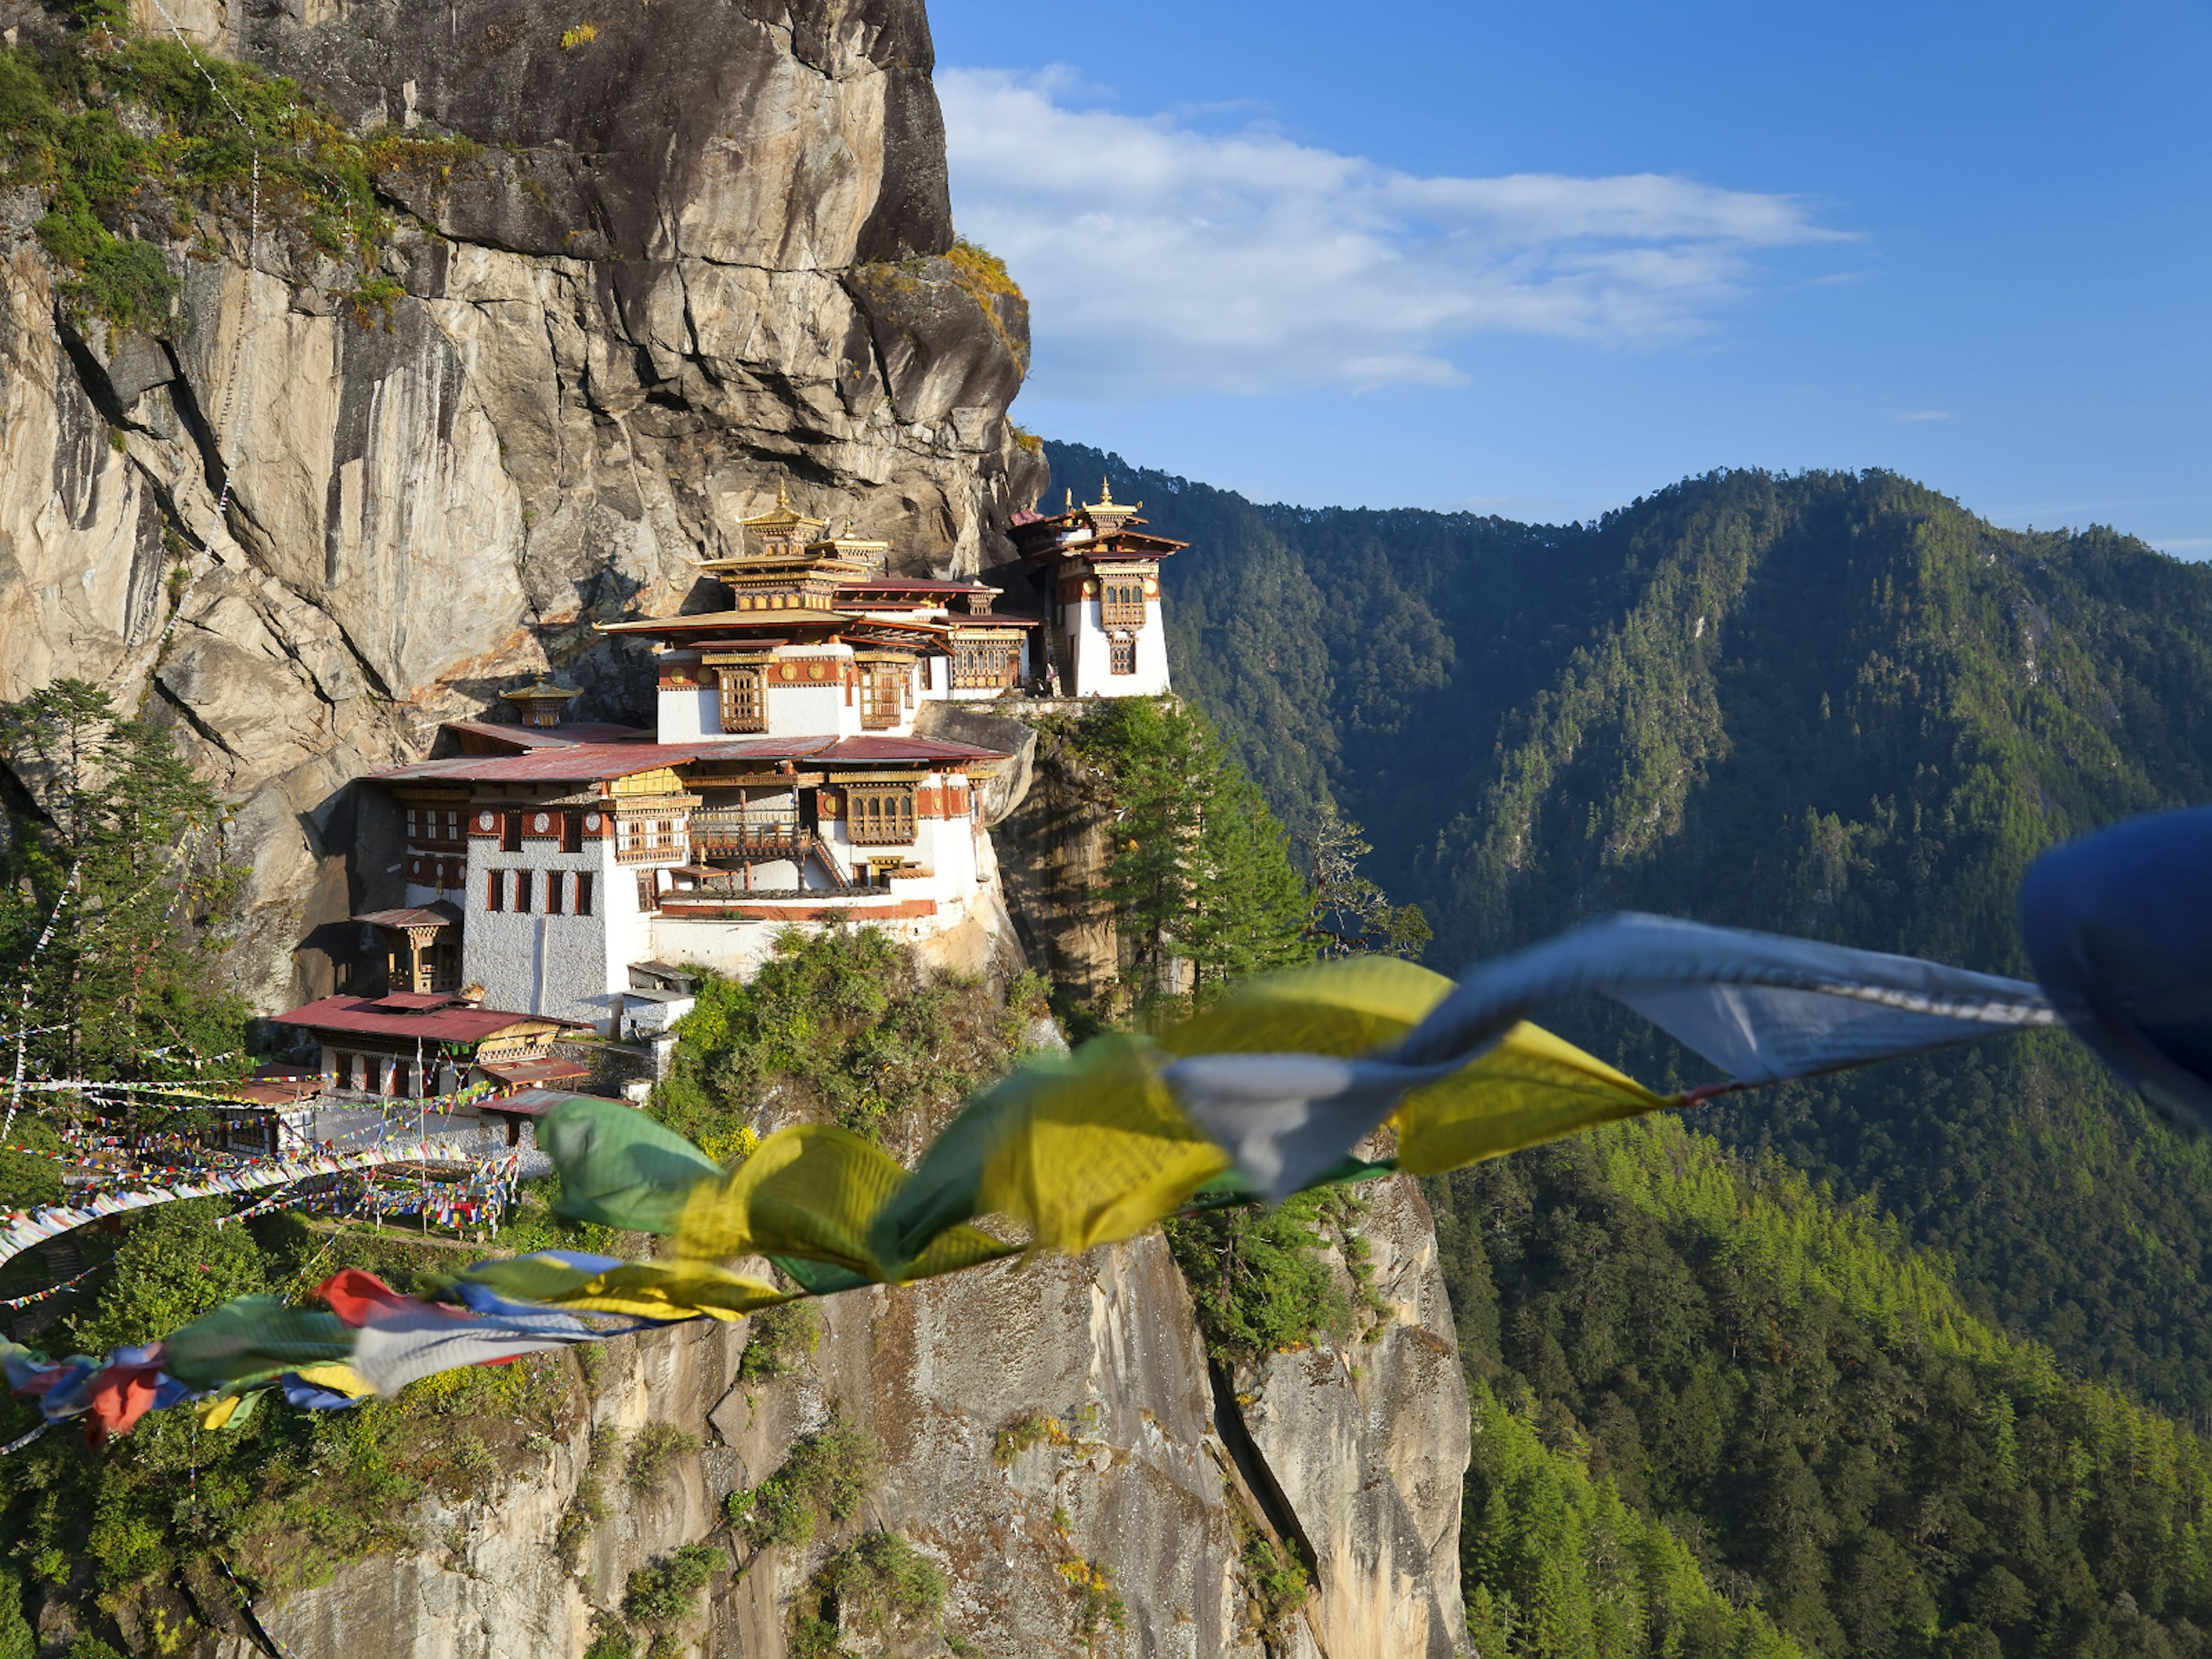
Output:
top-left (940, 69), bottom-right (1848, 399)
top-left (1893, 409), bottom-right (1953, 423)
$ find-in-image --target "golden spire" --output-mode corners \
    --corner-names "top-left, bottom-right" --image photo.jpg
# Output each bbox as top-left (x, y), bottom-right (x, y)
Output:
top-left (1099, 475), bottom-right (1113, 506)
top-left (776, 479), bottom-right (791, 509)
top-left (1065, 487), bottom-right (1073, 511)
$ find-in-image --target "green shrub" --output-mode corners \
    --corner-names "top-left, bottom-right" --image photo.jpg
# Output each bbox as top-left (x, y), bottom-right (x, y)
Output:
top-left (68, 1196), bottom-right (268, 1354)
top-left (1163, 1188), bottom-right (1353, 1365)
top-left (1230, 1509), bottom-right (1308, 1638)
top-left (652, 925), bottom-right (1028, 1146)
top-left (726, 1410), bottom-right (880, 1551)
top-left (556, 1426), bottom-right (622, 1569)
top-left (0, 32), bottom-right (486, 328)
top-left (737, 1299), bottom-right (820, 1383)
top-left (0, 1569), bottom-right (33, 1659)
top-left (620, 1545), bottom-right (724, 1630)
top-left (818, 1532), bottom-right (944, 1633)
top-left (623, 1422), bottom-right (700, 1497)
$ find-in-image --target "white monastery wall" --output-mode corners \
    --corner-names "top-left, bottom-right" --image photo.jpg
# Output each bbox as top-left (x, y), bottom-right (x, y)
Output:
top-left (648, 914), bottom-right (788, 980)
top-left (657, 685), bottom-right (720, 743)
top-left (461, 826), bottom-right (641, 1030)
top-left (763, 664), bottom-right (853, 738)
top-left (1066, 596), bottom-right (1171, 698)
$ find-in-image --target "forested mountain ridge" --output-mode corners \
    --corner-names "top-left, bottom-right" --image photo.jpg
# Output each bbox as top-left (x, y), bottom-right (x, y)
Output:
top-left (1040, 440), bottom-right (2212, 1416)
top-left (1438, 1117), bottom-right (2212, 1659)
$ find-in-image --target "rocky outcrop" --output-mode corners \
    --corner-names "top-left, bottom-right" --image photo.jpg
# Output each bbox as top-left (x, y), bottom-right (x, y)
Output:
top-left (0, 0), bottom-right (1047, 1010)
top-left (1234, 1179), bottom-right (1470, 1659)
top-left (987, 714), bottom-right (1123, 1006)
top-left (192, 1218), bottom-right (1463, 1658)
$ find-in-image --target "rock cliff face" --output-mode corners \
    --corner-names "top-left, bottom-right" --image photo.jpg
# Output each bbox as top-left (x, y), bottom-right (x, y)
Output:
top-left (194, 1184), bottom-right (1465, 1659)
top-left (0, 0), bottom-right (1044, 1009)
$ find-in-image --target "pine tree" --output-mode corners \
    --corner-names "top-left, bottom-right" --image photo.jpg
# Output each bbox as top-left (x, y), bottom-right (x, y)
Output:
top-left (1302, 804), bottom-right (1431, 962)
top-left (1074, 697), bottom-right (1313, 1012)
top-left (0, 679), bottom-right (245, 1129)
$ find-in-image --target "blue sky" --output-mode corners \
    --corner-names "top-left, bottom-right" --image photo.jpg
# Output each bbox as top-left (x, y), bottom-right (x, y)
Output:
top-left (928, 1), bottom-right (2211, 552)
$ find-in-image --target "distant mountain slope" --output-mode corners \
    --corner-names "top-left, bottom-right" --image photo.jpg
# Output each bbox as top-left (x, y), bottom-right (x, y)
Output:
top-left (1441, 1116), bottom-right (2212, 1659)
top-left (1041, 440), bottom-right (2212, 1414)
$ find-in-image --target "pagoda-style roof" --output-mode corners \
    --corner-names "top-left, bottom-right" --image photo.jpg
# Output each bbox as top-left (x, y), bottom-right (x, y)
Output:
top-left (735, 480), bottom-right (829, 540)
top-left (354, 902), bottom-right (464, 931)
top-left (1009, 481), bottom-right (1188, 564)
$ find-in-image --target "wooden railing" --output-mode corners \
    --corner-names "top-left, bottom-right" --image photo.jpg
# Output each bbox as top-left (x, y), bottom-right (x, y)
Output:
top-left (689, 809), bottom-right (801, 855)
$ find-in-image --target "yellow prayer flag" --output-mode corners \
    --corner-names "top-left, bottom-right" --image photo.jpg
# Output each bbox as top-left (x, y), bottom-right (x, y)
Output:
top-left (1390, 1022), bottom-right (1676, 1175)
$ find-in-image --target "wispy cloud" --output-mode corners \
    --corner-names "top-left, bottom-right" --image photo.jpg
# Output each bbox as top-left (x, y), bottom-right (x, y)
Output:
top-left (941, 69), bottom-right (1850, 399)
top-left (1892, 409), bottom-right (1953, 423)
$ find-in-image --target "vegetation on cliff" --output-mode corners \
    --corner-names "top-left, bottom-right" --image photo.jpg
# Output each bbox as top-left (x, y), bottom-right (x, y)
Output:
top-left (0, 23), bottom-right (471, 328)
top-left (0, 1203), bottom-right (603, 1652)
top-left (649, 925), bottom-right (1047, 1152)
top-left (1050, 696), bottom-right (1316, 1020)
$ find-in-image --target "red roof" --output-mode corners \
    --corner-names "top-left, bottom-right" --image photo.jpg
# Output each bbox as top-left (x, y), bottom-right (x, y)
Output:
top-left (372, 740), bottom-right (793, 785)
top-left (218, 1080), bottom-right (325, 1107)
top-left (601, 610), bottom-right (846, 634)
top-left (480, 1057), bottom-right (594, 1088)
top-left (272, 994), bottom-right (559, 1043)
top-left (443, 719), bottom-right (652, 752)
top-left (838, 578), bottom-right (993, 594)
top-left (479, 1086), bottom-right (619, 1118)
top-left (815, 736), bottom-right (1007, 766)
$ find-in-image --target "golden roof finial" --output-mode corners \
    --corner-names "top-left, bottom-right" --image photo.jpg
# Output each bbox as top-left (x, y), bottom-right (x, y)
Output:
top-left (1065, 487), bottom-right (1073, 512)
top-left (775, 479), bottom-right (791, 510)
top-left (1099, 475), bottom-right (1114, 506)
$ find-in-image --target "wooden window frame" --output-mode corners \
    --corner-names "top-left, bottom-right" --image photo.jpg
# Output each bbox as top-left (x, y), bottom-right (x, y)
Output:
top-left (1100, 579), bottom-right (1146, 628)
top-left (486, 869), bottom-right (504, 911)
top-left (575, 871), bottom-right (594, 917)
top-left (718, 665), bottom-right (767, 734)
top-left (846, 783), bottom-right (917, 846)
top-left (952, 640), bottom-right (1016, 690)
top-left (635, 871), bottom-right (659, 912)
top-left (1109, 636), bottom-right (1137, 676)
top-left (502, 812), bottom-right (523, 853)
top-left (560, 812), bottom-right (583, 854)
top-left (860, 665), bottom-right (904, 730)
top-left (514, 869), bottom-right (533, 913)
top-left (546, 870), bottom-right (566, 915)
